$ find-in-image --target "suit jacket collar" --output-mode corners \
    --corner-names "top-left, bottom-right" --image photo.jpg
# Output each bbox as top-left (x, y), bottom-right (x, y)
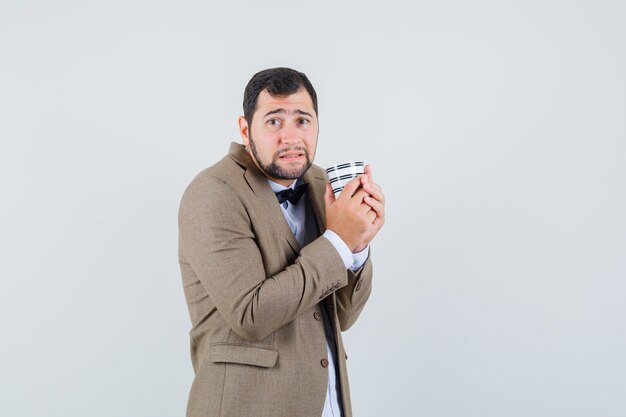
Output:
top-left (228, 142), bottom-right (327, 252)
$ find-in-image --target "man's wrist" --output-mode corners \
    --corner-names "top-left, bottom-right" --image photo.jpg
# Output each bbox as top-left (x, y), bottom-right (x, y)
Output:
top-left (351, 245), bottom-right (369, 271)
top-left (323, 230), bottom-right (369, 271)
top-left (323, 229), bottom-right (354, 269)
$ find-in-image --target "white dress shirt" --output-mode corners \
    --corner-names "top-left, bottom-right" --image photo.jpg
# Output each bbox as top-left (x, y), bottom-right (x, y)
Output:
top-left (267, 179), bottom-right (368, 417)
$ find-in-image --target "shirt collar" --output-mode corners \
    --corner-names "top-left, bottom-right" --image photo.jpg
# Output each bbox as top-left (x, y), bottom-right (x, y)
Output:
top-left (266, 178), bottom-right (301, 193)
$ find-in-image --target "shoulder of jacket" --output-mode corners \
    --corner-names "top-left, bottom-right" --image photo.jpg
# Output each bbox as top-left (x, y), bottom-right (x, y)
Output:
top-left (180, 156), bottom-right (244, 203)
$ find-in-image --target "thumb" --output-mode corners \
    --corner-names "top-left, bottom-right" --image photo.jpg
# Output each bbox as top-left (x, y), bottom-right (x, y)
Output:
top-left (324, 182), bottom-right (335, 210)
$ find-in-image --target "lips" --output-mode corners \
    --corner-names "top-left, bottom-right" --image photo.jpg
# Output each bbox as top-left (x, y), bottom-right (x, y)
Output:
top-left (278, 150), bottom-right (305, 159)
top-left (279, 152), bottom-right (304, 159)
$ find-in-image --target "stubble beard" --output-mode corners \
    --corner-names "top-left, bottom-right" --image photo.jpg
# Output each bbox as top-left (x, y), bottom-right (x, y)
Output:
top-left (248, 134), bottom-right (313, 180)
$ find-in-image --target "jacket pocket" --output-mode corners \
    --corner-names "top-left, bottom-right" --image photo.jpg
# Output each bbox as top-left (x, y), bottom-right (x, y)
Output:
top-left (209, 342), bottom-right (278, 368)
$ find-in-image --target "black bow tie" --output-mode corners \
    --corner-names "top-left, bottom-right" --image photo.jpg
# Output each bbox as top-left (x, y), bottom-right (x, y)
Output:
top-left (275, 183), bottom-right (308, 205)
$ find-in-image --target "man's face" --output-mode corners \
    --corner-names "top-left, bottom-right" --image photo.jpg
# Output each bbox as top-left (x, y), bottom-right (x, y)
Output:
top-left (238, 88), bottom-right (318, 186)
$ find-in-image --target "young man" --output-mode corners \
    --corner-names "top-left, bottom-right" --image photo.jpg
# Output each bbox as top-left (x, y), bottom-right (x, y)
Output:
top-left (178, 67), bottom-right (385, 417)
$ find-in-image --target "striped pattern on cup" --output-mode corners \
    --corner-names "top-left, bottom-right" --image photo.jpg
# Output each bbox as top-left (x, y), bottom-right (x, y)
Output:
top-left (326, 161), bottom-right (365, 197)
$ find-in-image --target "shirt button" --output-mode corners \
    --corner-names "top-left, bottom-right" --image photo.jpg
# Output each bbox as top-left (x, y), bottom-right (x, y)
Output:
top-left (321, 358), bottom-right (329, 368)
top-left (313, 311), bottom-right (323, 321)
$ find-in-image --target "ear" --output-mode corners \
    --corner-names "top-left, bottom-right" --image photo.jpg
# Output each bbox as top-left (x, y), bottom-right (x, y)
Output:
top-left (238, 116), bottom-right (250, 147)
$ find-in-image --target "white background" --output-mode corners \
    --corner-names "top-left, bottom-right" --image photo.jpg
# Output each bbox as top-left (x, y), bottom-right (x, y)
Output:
top-left (1, 1), bottom-right (625, 416)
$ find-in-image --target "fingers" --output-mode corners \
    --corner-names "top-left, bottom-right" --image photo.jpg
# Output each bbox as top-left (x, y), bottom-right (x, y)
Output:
top-left (364, 195), bottom-right (384, 219)
top-left (362, 176), bottom-right (384, 205)
top-left (351, 188), bottom-right (370, 204)
top-left (365, 206), bottom-right (377, 223)
top-left (337, 175), bottom-right (363, 201)
top-left (324, 182), bottom-right (335, 209)
top-left (364, 164), bottom-right (374, 181)
top-left (360, 174), bottom-right (368, 188)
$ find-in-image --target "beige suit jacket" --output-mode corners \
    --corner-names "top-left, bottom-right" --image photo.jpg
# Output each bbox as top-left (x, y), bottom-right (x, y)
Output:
top-left (178, 143), bottom-right (373, 417)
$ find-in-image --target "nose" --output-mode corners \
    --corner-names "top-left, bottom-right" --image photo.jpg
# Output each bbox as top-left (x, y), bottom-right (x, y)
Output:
top-left (279, 123), bottom-right (302, 146)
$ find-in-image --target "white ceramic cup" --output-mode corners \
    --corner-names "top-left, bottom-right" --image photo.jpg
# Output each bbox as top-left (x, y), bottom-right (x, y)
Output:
top-left (326, 161), bottom-right (365, 198)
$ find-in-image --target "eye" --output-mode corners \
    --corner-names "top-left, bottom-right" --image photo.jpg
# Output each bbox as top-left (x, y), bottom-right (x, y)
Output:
top-left (266, 118), bottom-right (282, 127)
top-left (298, 118), bottom-right (310, 125)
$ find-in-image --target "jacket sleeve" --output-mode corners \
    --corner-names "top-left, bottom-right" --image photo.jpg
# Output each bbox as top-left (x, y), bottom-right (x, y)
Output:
top-left (334, 254), bottom-right (373, 331)
top-left (178, 176), bottom-right (350, 342)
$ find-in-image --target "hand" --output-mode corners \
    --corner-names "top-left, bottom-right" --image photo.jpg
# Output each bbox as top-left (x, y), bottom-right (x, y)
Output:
top-left (325, 165), bottom-right (385, 252)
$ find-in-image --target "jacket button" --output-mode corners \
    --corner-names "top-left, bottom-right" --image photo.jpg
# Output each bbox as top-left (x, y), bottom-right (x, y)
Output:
top-left (321, 358), bottom-right (329, 368)
top-left (314, 311), bottom-right (323, 321)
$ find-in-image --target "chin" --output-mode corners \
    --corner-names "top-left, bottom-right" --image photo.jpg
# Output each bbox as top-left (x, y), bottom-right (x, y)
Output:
top-left (283, 164), bottom-right (309, 174)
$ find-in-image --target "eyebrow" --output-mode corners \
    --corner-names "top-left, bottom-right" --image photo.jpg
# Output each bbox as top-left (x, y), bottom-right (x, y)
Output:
top-left (263, 108), bottom-right (314, 118)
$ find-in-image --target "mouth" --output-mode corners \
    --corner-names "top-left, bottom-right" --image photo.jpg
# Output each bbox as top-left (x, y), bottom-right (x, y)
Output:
top-left (278, 151), bottom-right (305, 161)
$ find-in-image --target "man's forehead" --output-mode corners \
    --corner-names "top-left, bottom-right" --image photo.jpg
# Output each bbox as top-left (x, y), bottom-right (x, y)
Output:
top-left (255, 89), bottom-right (315, 112)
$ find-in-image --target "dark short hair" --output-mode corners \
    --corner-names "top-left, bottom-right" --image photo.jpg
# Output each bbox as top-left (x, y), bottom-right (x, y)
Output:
top-left (243, 67), bottom-right (318, 125)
